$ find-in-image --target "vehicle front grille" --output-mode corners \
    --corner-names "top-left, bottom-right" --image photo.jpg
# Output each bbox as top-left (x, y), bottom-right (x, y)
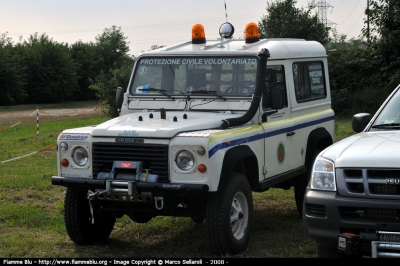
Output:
top-left (338, 168), bottom-right (400, 199)
top-left (92, 142), bottom-right (169, 181)
top-left (340, 207), bottom-right (400, 222)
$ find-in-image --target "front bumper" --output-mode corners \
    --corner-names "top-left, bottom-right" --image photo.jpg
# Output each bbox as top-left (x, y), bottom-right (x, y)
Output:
top-left (52, 176), bottom-right (209, 194)
top-left (303, 187), bottom-right (400, 254)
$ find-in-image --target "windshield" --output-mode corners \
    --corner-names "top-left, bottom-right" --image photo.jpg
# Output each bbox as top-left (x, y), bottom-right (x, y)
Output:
top-left (130, 56), bottom-right (258, 97)
top-left (371, 86), bottom-right (400, 130)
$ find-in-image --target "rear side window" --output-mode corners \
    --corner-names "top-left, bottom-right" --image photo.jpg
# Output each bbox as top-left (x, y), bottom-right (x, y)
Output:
top-left (293, 61), bottom-right (326, 102)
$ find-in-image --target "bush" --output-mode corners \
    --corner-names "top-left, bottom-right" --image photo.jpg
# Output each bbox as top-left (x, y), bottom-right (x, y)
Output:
top-left (90, 58), bottom-right (134, 117)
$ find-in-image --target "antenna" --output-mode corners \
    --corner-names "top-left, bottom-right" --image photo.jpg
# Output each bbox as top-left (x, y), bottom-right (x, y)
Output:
top-left (224, 0), bottom-right (228, 22)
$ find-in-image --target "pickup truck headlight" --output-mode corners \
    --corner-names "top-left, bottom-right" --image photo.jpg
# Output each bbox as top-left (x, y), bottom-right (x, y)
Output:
top-left (175, 150), bottom-right (195, 171)
top-left (72, 147), bottom-right (89, 166)
top-left (311, 158), bottom-right (336, 191)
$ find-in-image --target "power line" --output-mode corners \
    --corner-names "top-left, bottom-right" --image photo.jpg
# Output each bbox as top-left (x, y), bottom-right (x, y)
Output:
top-left (332, 0), bottom-right (345, 8)
top-left (345, 8), bottom-right (365, 37)
top-left (0, 0), bottom-right (187, 16)
top-left (336, 0), bottom-right (360, 24)
top-left (7, 13), bottom-right (263, 37)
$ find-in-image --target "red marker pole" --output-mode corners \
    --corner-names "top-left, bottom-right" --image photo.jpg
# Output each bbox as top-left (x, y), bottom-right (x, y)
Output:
top-left (36, 107), bottom-right (39, 135)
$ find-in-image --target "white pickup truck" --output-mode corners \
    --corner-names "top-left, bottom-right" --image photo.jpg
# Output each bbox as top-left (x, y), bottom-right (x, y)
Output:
top-left (52, 21), bottom-right (334, 255)
top-left (303, 84), bottom-right (400, 258)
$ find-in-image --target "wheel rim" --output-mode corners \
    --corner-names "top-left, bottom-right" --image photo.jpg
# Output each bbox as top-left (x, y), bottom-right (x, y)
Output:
top-left (230, 191), bottom-right (249, 240)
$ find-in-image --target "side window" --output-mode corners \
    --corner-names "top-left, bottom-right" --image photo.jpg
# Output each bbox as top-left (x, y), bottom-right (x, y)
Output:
top-left (293, 61), bottom-right (326, 102)
top-left (262, 65), bottom-right (288, 110)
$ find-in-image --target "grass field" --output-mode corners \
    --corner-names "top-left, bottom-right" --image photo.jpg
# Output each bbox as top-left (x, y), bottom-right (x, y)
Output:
top-left (0, 103), bottom-right (355, 258)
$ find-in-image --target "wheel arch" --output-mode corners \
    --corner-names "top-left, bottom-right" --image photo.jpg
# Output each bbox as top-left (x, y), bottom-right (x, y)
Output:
top-left (218, 145), bottom-right (259, 191)
top-left (305, 127), bottom-right (333, 168)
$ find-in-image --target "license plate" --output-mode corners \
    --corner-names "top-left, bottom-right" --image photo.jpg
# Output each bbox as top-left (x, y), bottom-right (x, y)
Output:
top-left (338, 236), bottom-right (346, 248)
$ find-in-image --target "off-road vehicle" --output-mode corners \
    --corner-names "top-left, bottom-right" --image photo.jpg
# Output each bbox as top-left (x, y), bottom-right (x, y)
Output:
top-left (52, 21), bottom-right (334, 255)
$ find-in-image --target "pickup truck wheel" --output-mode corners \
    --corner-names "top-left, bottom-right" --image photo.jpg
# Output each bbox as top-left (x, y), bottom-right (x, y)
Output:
top-left (294, 149), bottom-right (320, 217)
top-left (206, 172), bottom-right (253, 255)
top-left (64, 188), bottom-right (116, 245)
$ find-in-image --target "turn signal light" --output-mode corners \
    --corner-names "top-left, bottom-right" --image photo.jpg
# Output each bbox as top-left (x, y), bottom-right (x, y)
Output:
top-left (198, 164), bottom-right (207, 173)
top-left (192, 24), bottom-right (206, 44)
top-left (245, 22), bottom-right (260, 43)
top-left (61, 159), bottom-right (69, 167)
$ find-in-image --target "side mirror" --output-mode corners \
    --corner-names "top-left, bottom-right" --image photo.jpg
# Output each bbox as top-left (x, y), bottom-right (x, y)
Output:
top-left (115, 87), bottom-right (124, 112)
top-left (352, 113), bottom-right (371, 133)
top-left (270, 88), bottom-right (284, 110)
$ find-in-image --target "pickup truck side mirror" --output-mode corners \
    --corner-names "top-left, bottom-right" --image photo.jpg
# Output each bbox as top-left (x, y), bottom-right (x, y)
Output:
top-left (115, 87), bottom-right (124, 112)
top-left (352, 113), bottom-right (371, 133)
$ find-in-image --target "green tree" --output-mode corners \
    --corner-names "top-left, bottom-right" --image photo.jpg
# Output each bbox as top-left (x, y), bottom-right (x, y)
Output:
top-left (89, 26), bottom-right (133, 116)
top-left (89, 55), bottom-right (135, 117)
top-left (362, 0), bottom-right (400, 90)
top-left (0, 33), bottom-right (27, 105)
top-left (258, 0), bottom-right (329, 44)
top-left (20, 33), bottom-right (78, 103)
top-left (94, 26), bottom-right (130, 72)
top-left (70, 41), bottom-right (98, 101)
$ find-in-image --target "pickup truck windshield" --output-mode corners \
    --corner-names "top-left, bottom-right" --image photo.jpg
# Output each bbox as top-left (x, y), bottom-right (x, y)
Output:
top-left (371, 86), bottom-right (400, 130)
top-left (130, 56), bottom-right (258, 97)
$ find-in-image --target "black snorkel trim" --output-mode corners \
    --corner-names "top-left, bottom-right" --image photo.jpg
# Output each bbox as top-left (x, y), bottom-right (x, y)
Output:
top-left (219, 48), bottom-right (270, 129)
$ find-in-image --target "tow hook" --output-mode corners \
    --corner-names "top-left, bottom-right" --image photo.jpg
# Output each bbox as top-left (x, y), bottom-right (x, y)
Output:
top-left (87, 190), bottom-right (108, 224)
top-left (154, 196), bottom-right (164, 210)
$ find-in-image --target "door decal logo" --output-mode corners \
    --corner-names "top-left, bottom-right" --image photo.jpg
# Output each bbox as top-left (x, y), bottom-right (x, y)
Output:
top-left (277, 142), bottom-right (285, 164)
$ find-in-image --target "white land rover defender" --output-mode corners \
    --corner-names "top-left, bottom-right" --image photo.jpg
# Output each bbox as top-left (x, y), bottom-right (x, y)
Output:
top-left (52, 22), bottom-right (334, 255)
top-left (303, 84), bottom-right (400, 258)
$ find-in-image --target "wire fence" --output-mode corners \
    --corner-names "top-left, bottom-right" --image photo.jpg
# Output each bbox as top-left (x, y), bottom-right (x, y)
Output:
top-left (0, 106), bottom-right (98, 164)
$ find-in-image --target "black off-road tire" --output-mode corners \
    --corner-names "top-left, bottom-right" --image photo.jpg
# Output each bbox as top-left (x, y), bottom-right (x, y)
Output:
top-left (129, 212), bottom-right (153, 224)
top-left (64, 188), bottom-right (116, 245)
top-left (206, 172), bottom-right (253, 255)
top-left (294, 149), bottom-right (320, 216)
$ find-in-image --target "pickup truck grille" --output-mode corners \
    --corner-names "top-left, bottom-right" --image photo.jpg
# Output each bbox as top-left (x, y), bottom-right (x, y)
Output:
top-left (340, 207), bottom-right (400, 222)
top-left (338, 169), bottom-right (400, 198)
top-left (92, 142), bottom-right (169, 181)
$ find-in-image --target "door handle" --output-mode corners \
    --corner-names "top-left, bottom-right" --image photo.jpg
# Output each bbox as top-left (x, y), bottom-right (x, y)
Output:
top-left (286, 131), bottom-right (295, 136)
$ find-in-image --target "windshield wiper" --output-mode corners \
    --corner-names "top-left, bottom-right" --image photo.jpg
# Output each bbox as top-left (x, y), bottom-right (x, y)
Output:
top-left (371, 123), bottom-right (400, 129)
top-left (188, 90), bottom-right (225, 100)
top-left (137, 88), bottom-right (174, 99)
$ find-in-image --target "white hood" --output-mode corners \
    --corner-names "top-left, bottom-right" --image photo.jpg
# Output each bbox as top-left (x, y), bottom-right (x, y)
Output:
top-left (90, 111), bottom-right (244, 138)
top-left (321, 131), bottom-right (400, 168)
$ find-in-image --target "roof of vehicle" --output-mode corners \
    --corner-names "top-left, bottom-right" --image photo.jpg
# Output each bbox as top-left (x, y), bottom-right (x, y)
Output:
top-left (139, 38), bottom-right (327, 60)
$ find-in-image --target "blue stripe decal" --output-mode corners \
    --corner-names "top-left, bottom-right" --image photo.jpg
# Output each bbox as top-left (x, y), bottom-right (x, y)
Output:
top-left (208, 115), bottom-right (334, 158)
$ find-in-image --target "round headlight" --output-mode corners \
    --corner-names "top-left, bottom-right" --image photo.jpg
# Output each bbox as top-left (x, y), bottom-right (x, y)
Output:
top-left (175, 150), bottom-right (195, 171)
top-left (72, 147), bottom-right (88, 166)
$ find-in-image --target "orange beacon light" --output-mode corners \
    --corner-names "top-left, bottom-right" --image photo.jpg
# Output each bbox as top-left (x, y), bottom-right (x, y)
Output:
top-left (245, 22), bottom-right (260, 43)
top-left (192, 24), bottom-right (206, 44)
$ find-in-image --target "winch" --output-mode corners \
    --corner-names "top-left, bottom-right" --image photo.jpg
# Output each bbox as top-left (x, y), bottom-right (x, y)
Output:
top-left (97, 161), bottom-right (159, 182)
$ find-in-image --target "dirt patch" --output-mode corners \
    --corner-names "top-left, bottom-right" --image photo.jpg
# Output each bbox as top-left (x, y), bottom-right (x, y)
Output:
top-left (0, 105), bottom-right (102, 127)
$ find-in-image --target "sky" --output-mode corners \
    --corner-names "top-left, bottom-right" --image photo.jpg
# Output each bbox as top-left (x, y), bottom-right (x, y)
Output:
top-left (1, 0), bottom-right (368, 57)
